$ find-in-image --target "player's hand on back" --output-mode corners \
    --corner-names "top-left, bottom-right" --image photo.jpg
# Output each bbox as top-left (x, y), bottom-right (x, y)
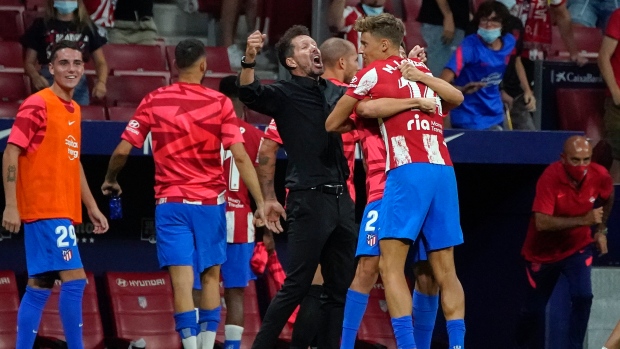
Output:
top-left (246, 30), bottom-right (267, 62)
top-left (88, 208), bottom-right (109, 234)
top-left (2, 206), bottom-right (20, 233)
top-left (418, 97), bottom-right (437, 114)
top-left (101, 180), bottom-right (122, 196)
top-left (399, 61), bottom-right (427, 82)
top-left (407, 45), bottom-right (427, 63)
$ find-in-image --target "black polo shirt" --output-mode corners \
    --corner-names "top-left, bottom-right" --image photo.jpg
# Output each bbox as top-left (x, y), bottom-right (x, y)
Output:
top-left (238, 75), bottom-right (349, 190)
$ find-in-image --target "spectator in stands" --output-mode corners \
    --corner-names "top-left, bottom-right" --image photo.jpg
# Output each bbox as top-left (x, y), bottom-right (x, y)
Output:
top-left (496, 0), bottom-right (537, 130)
top-left (108, 0), bottom-right (158, 45)
top-left (327, 0), bottom-right (386, 63)
top-left (440, 1), bottom-right (515, 130)
top-left (599, 8), bottom-right (620, 183)
top-left (83, 0), bottom-right (114, 37)
top-left (221, 0), bottom-right (259, 70)
top-left (21, 0), bottom-right (109, 106)
top-left (568, 0), bottom-right (619, 30)
top-left (514, 135), bottom-right (613, 349)
top-left (417, 0), bottom-right (469, 77)
top-left (512, 0), bottom-right (587, 65)
top-left (102, 39), bottom-right (268, 349)
top-left (3, 40), bottom-right (109, 349)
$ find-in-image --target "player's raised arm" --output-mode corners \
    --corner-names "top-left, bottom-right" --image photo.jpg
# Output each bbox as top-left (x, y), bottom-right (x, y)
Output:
top-left (2, 144), bottom-right (21, 233)
top-left (399, 61), bottom-right (464, 111)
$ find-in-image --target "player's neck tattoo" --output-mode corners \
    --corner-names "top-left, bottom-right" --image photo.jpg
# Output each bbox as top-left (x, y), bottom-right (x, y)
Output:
top-left (6, 165), bottom-right (16, 182)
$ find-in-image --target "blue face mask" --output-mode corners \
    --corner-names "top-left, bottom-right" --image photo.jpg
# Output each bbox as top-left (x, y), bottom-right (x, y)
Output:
top-left (54, 1), bottom-right (78, 15)
top-left (361, 4), bottom-right (384, 16)
top-left (477, 27), bottom-right (502, 44)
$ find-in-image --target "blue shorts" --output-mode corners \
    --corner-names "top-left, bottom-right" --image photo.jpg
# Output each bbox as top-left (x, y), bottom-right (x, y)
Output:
top-left (408, 234), bottom-right (429, 265)
top-left (24, 219), bottom-right (83, 277)
top-left (193, 242), bottom-right (256, 290)
top-left (155, 203), bottom-right (226, 271)
top-left (356, 199), bottom-right (382, 257)
top-left (379, 163), bottom-right (464, 250)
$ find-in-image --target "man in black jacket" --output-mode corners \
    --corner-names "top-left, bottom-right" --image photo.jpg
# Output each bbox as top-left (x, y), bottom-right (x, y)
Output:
top-left (238, 25), bottom-right (357, 349)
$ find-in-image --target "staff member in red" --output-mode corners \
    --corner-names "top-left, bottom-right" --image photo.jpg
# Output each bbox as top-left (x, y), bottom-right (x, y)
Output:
top-left (515, 135), bottom-right (614, 349)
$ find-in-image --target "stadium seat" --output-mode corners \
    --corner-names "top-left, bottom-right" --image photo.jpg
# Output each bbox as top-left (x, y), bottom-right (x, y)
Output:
top-left (38, 272), bottom-right (105, 349)
top-left (0, 0), bottom-right (22, 6)
top-left (81, 105), bottom-right (107, 121)
top-left (0, 7), bottom-right (25, 41)
top-left (166, 45), bottom-right (234, 78)
top-left (549, 26), bottom-right (603, 59)
top-left (0, 270), bottom-right (18, 349)
top-left (103, 44), bottom-right (168, 76)
top-left (105, 271), bottom-right (180, 349)
top-left (25, 0), bottom-right (45, 10)
top-left (0, 72), bottom-right (30, 102)
top-left (201, 76), bottom-right (223, 91)
top-left (357, 277), bottom-right (396, 349)
top-left (556, 88), bottom-right (606, 144)
top-left (0, 101), bottom-right (19, 118)
top-left (245, 108), bottom-right (272, 125)
top-left (404, 20), bottom-right (427, 49)
top-left (0, 41), bottom-right (24, 73)
top-left (403, 0), bottom-right (422, 21)
top-left (107, 106), bottom-right (136, 122)
top-left (215, 280), bottom-right (261, 348)
top-left (104, 75), bottom-right (167, 108)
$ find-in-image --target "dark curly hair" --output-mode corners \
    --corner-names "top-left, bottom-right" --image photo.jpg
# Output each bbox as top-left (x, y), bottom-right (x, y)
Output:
top-left (275, 25), bottom-right (311, 70)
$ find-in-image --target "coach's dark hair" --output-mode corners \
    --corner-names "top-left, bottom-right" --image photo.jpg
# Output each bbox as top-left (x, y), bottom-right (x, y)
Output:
top-left (175, 39), bottom-right (206, 70)
top-left (49, 40), bottom-right (83, 63)
top-left (276, 25), bottom-right (311, 70)
top-left (354, 13), bottom-right (405, 47)
top-left (471, 0), bottom-right (510, 31)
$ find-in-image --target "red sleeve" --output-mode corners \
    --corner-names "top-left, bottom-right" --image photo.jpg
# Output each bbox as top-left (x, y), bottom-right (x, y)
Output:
top-left (346, 65), bottom-right (379, 100)
top-left (549, 0), bottom-right (566, 7)
top-left (606, 9), bottom-right (620, 40)
top-left (221, 97), bottom-right (244, 149)
top-left (264, 119), bottom-right (283, 145)
top-left (8, 94), bottom-right (47, 152)
top-left (121, 94), bottom-right (153, 148)
top-left (531, 169), bottom-right (557, 215)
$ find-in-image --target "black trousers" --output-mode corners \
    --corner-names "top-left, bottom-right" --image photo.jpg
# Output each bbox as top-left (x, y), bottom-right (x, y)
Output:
top-left (251, 189), bottom-right (357, 349)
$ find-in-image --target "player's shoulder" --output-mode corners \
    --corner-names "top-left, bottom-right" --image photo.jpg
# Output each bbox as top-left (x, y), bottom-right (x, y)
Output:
top-left (18, 93), bottom-right (47, 113)
top-left (460, 33), bottom-right (484, 48)
top-left (589, 162), bottom-right (612, 180)
top-left (540, 161), bottom-right (563, 181)
top-left (238, 119), bottom-right (263, 135)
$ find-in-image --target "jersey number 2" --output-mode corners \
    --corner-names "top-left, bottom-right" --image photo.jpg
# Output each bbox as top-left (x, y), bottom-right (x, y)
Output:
top-left (365, 210), bottom-right (379, 232)
top-left (55, 225), bottom-right (76, 247)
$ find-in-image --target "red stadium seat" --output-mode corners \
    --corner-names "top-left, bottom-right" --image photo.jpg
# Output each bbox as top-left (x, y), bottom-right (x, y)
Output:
top-left (0, 72), bottom-right (30, 102)
top-left (404, 20), bottom-right (427, 49)
top-left (245, 108), bottom-right (272, 125)
top-left (166, 45), bottom-right (234, 78)
top-left (105, 272), bottom-right (180, 349)
top-left (556, 88), bottom-right (606, 144)
top-left (357, 277), bottom-right (396, 349)
top-left (103, 43), bottom-right (168, 76)
top-left (107, 106), bottom-right (136, 122)
top-left (215, 280), bottom-right (261, 348)
top-left (0, 101), bottom-right (19, 118)
top-left (0, 270), bottom-right (19, 349)
top-left (403, 0), bottom-right (422, 21)
top-left (0, 41), bottom-right (24, 72)
top-left (38, 272), bottom-right (105, 349)
top-left (25, 0), bottom-right (45, 10)
top-left (105, 75), bottom-right (167, 107)
top-left (549, 26), bottom-right (603, 59)
top-left (201, 76), bottom-right (223, 91)
top-left (81, 105), bottom-right (107, 121)
top-left (0, 7), bottom-right (25, 41)
top-left (0, 0), bottom-right (22, 6)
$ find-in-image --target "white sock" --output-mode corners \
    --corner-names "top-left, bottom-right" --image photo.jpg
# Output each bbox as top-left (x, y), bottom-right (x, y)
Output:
top-left (198, 331), bottom-right (217, 349)
top-left (181, 335), bottom-right (197, 349)
top-left (224, 324), bottom-right (244, 341)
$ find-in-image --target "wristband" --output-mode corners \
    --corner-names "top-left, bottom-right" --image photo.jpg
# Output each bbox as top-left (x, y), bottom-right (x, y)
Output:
top-left (241, 56), bottom-right (256, 69)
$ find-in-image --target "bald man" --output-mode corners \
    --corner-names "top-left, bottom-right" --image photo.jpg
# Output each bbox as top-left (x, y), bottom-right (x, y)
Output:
top-left (515, 136), bottom-right (614, 349)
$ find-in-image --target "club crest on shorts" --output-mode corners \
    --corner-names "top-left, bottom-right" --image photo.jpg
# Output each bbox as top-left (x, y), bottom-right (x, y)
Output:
top-left (62, 249), bottom-right (72, 262)
top-left (366, 233), bottom-right (377, 247)
top-left (138, 296), bottom-right (148, 309)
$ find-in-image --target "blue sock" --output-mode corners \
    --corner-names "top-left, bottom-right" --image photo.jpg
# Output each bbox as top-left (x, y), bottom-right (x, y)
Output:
top-left (59, 279), bottom-right (87, 349)
top-left (340, 289), bottom-right (370, 349)
top-left (391, 315), bottom-right (416, 349)
top-left (412, 291), bottom-right (439, 349)
top-left (198, 306), bottom-right (221, 332)
top-left (446, 319), bottom-right (465, 349)
top-left (174, 310), bottom-right (198, 339)
top-left (16, 286), bottom-right (51, 349)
